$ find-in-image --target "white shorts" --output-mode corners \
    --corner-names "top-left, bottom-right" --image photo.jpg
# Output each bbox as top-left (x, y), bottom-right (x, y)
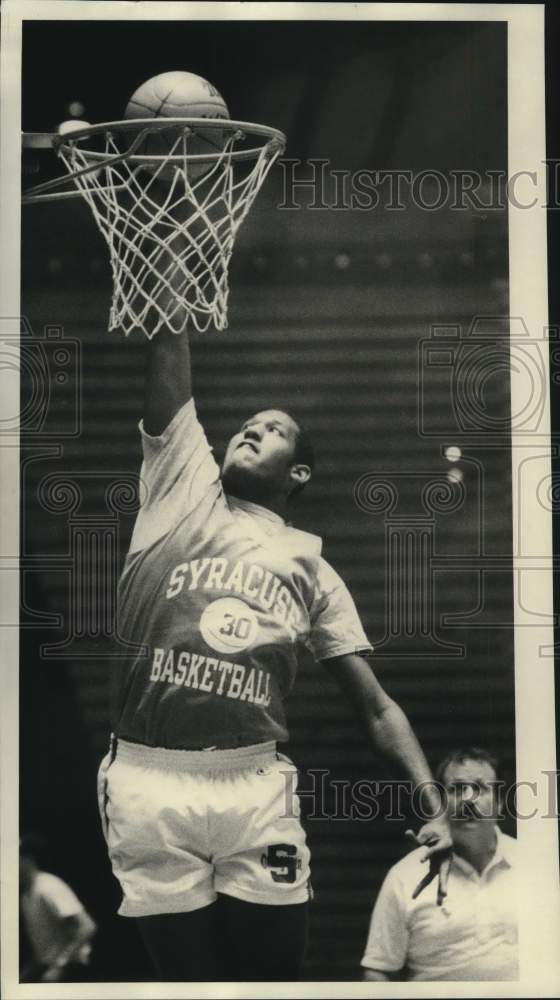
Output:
top-left (97, 738), bottom-right (311, 917)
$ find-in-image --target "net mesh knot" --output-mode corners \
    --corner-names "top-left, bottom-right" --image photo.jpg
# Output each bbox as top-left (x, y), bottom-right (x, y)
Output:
top-left (57, 125), bottom-right (281, 337)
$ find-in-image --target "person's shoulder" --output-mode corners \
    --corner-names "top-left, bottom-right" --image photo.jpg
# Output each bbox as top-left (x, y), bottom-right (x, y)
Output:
top-left (383, 847), bottom-right (428, 890)
top-left (393, 846), bottom-right (427, 873)
top-left (283, 525), bottom-right (323, 558)
top-left (368, 848), bottom-right (425, 913)
top-left (314, 555), bottom-right (366, 607)
top-left (315, 554), bottom-right (346, 589)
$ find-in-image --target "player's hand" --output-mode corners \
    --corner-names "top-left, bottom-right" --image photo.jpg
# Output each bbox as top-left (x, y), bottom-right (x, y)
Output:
top-left (405, 817), bottom-right (452, 906)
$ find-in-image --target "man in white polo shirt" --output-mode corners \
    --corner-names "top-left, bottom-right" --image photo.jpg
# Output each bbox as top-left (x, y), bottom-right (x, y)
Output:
top-left (361, 747), bottom-right (518, 982)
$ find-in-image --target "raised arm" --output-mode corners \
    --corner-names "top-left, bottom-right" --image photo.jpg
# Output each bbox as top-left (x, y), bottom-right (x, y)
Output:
top-left (141, 204), bottom-right (194, 436)
top-left (143, 329), bottom-right (192, 436)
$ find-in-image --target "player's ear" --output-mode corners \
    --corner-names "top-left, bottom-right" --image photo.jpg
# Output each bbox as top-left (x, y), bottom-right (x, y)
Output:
top-left (289, 463), bottom-right (311, 489)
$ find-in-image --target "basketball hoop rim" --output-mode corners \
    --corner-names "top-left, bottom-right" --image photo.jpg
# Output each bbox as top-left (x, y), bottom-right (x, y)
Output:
top-left (21, 114), bottom-right (285, 335)
top-left (22, 117), bottom-right (287, 165)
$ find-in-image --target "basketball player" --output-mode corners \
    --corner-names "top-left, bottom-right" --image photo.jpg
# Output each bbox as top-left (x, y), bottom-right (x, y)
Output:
top-left (97, 254), bottom-right (452, 981)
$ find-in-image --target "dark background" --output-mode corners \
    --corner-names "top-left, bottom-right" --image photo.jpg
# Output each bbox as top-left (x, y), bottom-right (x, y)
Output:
top-left (20, 16), bottom-right (516, 982)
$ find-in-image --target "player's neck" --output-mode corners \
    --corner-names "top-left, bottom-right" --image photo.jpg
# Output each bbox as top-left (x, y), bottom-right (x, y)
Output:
top-left (233, 492), bottom-right (286, 518)
top-left (261, 495), bottom-right (286, 518)
top-left (223, 476), bottom-right (287, 517)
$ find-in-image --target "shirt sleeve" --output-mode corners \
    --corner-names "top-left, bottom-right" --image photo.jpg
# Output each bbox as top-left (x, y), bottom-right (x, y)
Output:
top-left (129, 398), bottom-right (221, 553)
top-left (361, 868), bottom-right (409, 973)
top-left (305, 557), bottom-right (373, 661)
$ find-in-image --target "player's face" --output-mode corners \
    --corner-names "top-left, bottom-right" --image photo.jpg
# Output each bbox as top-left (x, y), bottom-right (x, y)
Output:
top-left (442, 758), bottom-right (499, 839)
top-left (221, 410), bottom-right (301, 501)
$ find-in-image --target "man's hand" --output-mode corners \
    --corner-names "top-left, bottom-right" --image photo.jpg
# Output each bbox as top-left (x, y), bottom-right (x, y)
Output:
top-left (405, 817), bottom-right (452, 906)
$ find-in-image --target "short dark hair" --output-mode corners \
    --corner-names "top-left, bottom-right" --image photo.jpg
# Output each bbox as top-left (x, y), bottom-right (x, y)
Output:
top-left (435, 747), bottom-right (500, 786)
top-left (283, 412), bottom-right (315, 502)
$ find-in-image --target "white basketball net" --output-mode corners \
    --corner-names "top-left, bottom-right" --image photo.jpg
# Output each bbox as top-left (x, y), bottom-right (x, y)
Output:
top-left (56, 126), bottom-right (281, 337)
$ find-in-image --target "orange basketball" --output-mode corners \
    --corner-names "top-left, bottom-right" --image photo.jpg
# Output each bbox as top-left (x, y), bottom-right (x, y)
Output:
top-left (125, 70), bottom-right (230, 182)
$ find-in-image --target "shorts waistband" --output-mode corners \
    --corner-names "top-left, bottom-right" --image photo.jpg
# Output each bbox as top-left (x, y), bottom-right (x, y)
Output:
top-left (113, 737), bottom-right (278, 772)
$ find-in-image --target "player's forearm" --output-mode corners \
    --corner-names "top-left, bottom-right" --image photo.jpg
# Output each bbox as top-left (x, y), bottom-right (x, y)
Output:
top-left (144, 329), bottom-right (193, 435)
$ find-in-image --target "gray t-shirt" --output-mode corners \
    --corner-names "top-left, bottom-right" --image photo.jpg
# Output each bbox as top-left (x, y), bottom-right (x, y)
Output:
top-left (114, 399), bottom-right (372, 749)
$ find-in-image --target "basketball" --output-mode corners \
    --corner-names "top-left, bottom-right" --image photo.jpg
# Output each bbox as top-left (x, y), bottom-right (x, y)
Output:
top-left (124, 70), bottom-right (230, 182)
